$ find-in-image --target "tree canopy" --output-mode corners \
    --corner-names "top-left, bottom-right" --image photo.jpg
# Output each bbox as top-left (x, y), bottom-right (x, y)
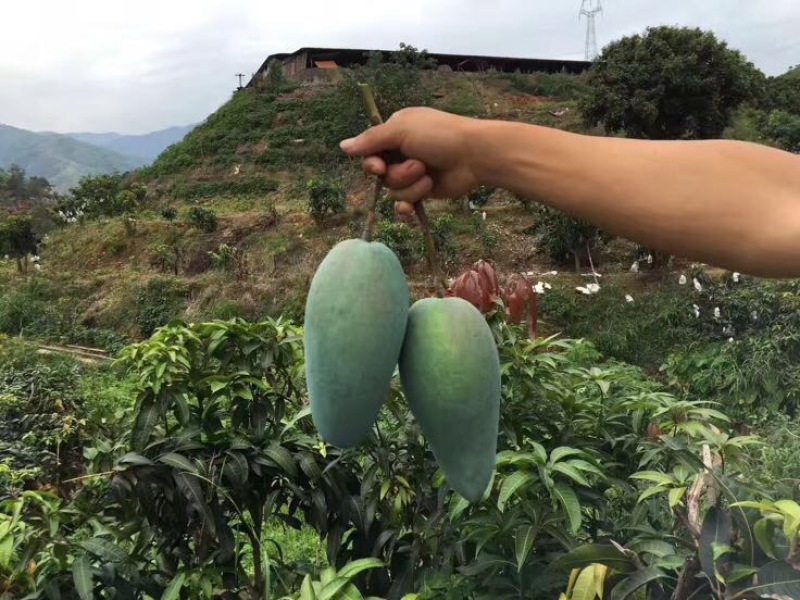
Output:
top-left (0, 164), bottom-right (53, 207)
top-left (581, 26), bottom-right (766, 140)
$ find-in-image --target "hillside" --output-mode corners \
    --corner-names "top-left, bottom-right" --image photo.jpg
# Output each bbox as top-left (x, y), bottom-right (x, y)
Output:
top-left (65, 124), bottom-right (196, 164)
top-left (0, 123), bottom-right (140, 191)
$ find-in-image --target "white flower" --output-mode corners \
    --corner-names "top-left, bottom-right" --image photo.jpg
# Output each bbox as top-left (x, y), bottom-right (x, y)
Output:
top-left (733, 272), bottom-right (741, 283)
top-left (534, 282), bottom-right (546, 294)
top-left (625, 294), bottom-right (634, 303)
top-left (728, 337), bottom-right (735, 343)
top-left (679, 274), bottom-right (687, 285)
top-left (714, 307), bottom-right (721, 319)
top-left (630, 261), bottom-right (640, 274)
top-left (693, 304), bottom-right (700, 318)
top-left (693, 278), bottom-right (703, 292)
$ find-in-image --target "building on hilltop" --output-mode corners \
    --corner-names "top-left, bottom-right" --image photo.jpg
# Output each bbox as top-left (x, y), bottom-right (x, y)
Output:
top-left (246, 47), bottom-right (592, 87)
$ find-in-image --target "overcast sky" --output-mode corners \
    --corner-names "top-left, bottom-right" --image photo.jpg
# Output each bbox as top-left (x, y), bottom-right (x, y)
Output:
top-left (1, 0), bottom-right (797, 134)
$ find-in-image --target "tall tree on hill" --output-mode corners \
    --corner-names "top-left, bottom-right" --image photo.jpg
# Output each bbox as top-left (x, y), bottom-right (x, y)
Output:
top-left (0, 215), bottom-right (39, 274)
top-left (581, 26), bottom-right (766, 140)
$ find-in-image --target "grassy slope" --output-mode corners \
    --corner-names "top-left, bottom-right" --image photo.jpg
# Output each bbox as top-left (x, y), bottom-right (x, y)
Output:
top-left (0, 70), bottom-right (682, 345)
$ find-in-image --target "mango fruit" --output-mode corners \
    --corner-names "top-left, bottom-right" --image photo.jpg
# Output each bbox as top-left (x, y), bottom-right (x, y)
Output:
top-left (398, 296), bottom-right (500, 502)
top-left (304, 238), bottom-right (410, 447)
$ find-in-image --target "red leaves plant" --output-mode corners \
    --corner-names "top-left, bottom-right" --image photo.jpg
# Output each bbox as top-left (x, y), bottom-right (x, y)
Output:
top-left (446, 260), bottom-right (539, 340)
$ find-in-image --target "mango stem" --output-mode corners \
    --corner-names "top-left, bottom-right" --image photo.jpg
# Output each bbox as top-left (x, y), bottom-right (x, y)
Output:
top-left (357, 83), bottom-right (446, 297)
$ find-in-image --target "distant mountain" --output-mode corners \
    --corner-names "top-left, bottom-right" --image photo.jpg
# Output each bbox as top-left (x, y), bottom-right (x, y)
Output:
top-left (0, 123), bottom-right (140, 192)
top-left (65, 124), bottom-right (196, 164)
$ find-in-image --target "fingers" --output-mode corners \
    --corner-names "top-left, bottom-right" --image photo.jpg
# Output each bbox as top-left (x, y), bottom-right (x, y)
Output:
top-left (383, 159), bottom-right (426, 188)
top-left (388, 175), bottom-right (433, 207)
top-left (339, 122), bottom-right (401, 157)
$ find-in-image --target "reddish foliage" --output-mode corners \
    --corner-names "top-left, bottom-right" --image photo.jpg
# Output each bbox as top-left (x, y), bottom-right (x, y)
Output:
top-left (447, 260), bottom-right (539, 340)
top-left (450, 270), bottom-right (492, 313)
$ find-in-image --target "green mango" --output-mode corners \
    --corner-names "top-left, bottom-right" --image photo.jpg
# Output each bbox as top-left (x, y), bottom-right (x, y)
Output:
top-left (399, 296), bottom-right (500, 502)
top-left (304, 238), bottom-right (409, 447)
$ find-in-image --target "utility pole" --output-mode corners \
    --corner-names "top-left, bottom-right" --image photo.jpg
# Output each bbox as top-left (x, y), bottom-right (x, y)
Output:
top-left (235, 73), bottom-right (246, 90)
top-left (579, 0), bottom-right (603, 61)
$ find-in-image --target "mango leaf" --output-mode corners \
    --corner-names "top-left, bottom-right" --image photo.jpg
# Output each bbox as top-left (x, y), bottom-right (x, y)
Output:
top-left (609, 566), bottom-right (668, 600)
top-left (552, 463), bottom-right (590, 487)
top-left (515, 525), bottom-right (536, 572)
top-left (570, 566), bottom-right (599, 600)
top-left (551, 545), bottom-right (636, 574)
top-left (132, 398), bottom-right (159, 451)
top-left (300, 574), bottom-right (317, 600)
top-left (628, 539), bottom-right (675, 558)
top-left (265, 443), bottom-right (298, 479)
top-left (458, 555), bottom-right (515, 577)
top-left (116, 452), bottom-right (153, 468)
top-left (337, 558), bottom-right (384, 580)
top-left (553, 482), bottom-right (582, 533)
top-left (725, 564), bottom-right (758, 585)
top-left (449, 494), bottom-right (470, 522)
top-left (161, 572), bottom-right (187, 600)
top-left (78, 538), bottom-right (129, 564)
top-left (158, 452), bottom-right (198, 474)
top-left (743, 561), bottom-right (800, 598)
top-left (282, 406), bottom-right (311, 436)
top-left (174, 472), bottom-right (216, 537)
top-left (550, 447), bottom-right (586, 465)
top-left (498, 472), bottom-right (533, 511)
top-left (223, 451), bottom-right (249, 485)
top-left (668, 486), bottom-right (687, 509)
top-left (72, 554), bottom-right (93, 600)
top-left (754, 518), bottom-right (779, 559)
top-left (0, 536), bottom-right (13, 569)
top-left (699, 506), bottom-right (731, 586)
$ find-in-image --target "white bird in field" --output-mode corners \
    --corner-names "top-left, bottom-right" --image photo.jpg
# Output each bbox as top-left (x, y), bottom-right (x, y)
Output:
top-left (693, 278), bottom-right (703, 292)
top-left (693, 304), bottom-right (701, 318)
top-left (679, 274), bottom-right (687, 285)
top-left (630, 261), bottom-right (640, 274)
top-left (733, 272), bottom-right (741, 283)
top-left (714, 307), bottom-right (721, 319)
top-left (625, 294), bottom-right (634, 303)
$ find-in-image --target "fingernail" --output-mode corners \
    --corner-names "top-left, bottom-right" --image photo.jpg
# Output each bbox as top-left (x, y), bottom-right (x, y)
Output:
top-left (339, 138), bottom-right (356, 152)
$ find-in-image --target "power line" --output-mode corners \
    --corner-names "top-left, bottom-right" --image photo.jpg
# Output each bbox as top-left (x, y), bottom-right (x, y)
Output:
top-left (579, 0), bottom-right (603, 61)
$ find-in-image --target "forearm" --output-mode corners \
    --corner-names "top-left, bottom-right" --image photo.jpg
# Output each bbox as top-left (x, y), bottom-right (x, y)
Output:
top-left (471, 120), bottom-right (800, 277)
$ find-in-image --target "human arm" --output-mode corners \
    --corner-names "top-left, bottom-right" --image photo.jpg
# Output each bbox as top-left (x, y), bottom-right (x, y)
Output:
top-left (340, 107), bottom-right (800, 278)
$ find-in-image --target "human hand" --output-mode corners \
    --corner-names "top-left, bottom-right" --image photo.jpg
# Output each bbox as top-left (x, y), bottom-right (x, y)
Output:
top-left (339, 107), bottom-right (483, 215)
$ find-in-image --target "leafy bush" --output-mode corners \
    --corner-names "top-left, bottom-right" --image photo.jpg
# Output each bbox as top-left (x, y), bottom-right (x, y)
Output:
top-left (160, 207), bottom-right (177, 221)
top-left (186, 206), bottom-right (218, 233)
top-left (179, 176), bottom-right (279, 200)
top-left (429, 213), bottom-right (459, 265)
top-left (531, 204), bottom-right (612, 271)
top-left (133, 278), bottom-right (187, 337)
top-left (372, 220), bottom-right (423, 267)
top-left (306, 178), bottom-right (346, 223)
top-left (209, 243), bottom-right (249, 279)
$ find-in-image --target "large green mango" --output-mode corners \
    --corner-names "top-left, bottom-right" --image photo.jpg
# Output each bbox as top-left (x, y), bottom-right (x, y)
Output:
top-left (304, 238), bottom-right (410, 447)
top-left (398, 296), bottom-right (500, 502)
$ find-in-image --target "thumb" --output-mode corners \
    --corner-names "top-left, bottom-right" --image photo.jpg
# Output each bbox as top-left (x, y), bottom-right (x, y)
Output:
top-left (339, 122), bottom-right (401, 157)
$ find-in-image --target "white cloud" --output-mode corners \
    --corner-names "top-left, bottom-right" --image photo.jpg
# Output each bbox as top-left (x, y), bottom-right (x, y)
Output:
top-left (0, 0), bottom-right (796, 133)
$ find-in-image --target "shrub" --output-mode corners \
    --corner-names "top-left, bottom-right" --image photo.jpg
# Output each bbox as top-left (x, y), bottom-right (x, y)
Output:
top-left (306, 178), bottom-right (346, 224)
top-left (531, 204), bottom-right (612, 271)
top-left (209, 243), bottom-right (249, 280)
top-left (160, 207), bottom-right (177, 221)
top-left (133, 278), bottom-right (187, 337)
top-left (186, 206), bottom-right (218, 233)
top-left (429, 213), bottom-right (458, 265)
top-left (504, 71), bottom-right (590, 100)
top-left (373, 221), bottom-right (424, 267)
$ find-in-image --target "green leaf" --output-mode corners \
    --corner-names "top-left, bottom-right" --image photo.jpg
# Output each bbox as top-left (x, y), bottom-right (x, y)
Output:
top-left (317, 577), bottom-right (350, 600)
top-left (553, 481), bottom-right (582, 534)
top-left (158, 452), bottom-right (198, 474)
top-left (699, 506), bottom-right (731, 585)
top-left (551, 544), bottom-right (636, 574)
top-left (337, 558), bottom-right (384, 580)
top-left (628, 539), bottom-right (675, 558)
top-left (609, 566), bottom-right (667, 600)
top-left (300, 574), bottom-right (316, 600)
top-left (571, 566), bottom-right (598, 600)
top-left (132, 399), bottom-right (159, 451)
top-left (161, 572), bottom-right (187, 600)
top-left (498, 472), bottom-right (533, 511)
top-left (515, 525), bottom-right (536, 572)
top-left (724, 563), bottom-right (758, 585)
top-left (742, 561), bottom-right (800, 598)
top-left (457, 555), bottom-right (515, 577)
top-left (667, 486), bottom-right (687, 509)
top-left (265, 443), bottom-right (298, 479)
top-left (449, 494), bottom-right (470, 522)
top-left (174, 472), bottom-right (216, 537)
top-left (552, 463), bottom-right (591, 487)
top-left (630, 471), bottom-right (674, 485)
top-left (72, 554), bottom-right (93, 600)
top-left (550, 447), bottom-right (586, 465)
top-left (0, 535), bottom-right (13, 569)
top-left (78, 538), bottom-right (129, 564)
top-left (224, 451), bottom-right (249, 485)
top-left (282, 406), bottom-right (311, 436)
top-left (754, 517), bottom-right (778, 559)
